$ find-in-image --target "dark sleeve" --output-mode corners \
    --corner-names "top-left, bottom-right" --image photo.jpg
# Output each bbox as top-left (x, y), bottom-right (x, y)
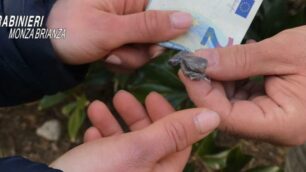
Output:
top-left (0, 156), bottom-right (62, 172)
top-left (0, 0), bottom-right (88, 107)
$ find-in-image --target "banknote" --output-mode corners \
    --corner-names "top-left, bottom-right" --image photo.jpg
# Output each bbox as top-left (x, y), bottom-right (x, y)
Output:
top-left (147, 0), bottom-right (263, 52)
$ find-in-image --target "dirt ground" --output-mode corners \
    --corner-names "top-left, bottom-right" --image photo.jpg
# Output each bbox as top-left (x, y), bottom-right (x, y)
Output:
top-left (0, 103), bottom-right (77, 163)
top-left (0, 102), bottom-right (286, 169)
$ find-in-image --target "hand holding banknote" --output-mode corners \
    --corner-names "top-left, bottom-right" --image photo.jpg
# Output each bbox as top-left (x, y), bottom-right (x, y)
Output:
top-left (180, 26), bottom-right (306, 146)
top-left (47, 0), bottom-right (193, 68)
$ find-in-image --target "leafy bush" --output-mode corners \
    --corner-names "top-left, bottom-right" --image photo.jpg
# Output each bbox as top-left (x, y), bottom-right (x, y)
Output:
top-left (39, 0), bottom-right (305, 171)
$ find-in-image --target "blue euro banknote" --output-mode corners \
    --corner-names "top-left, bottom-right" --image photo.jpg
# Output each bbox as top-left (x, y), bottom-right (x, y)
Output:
top-left (147, 0), bottom-right (263, 52)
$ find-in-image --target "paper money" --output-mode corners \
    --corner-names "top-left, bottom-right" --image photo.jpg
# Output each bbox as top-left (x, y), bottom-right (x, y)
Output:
top-left (147, 0), bottom-right (263, 52)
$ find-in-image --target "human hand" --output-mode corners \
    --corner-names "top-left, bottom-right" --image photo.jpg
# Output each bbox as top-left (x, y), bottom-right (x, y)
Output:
top-left (50, 91), bottom-right (220, 172)
top-left (180, 26), bottom-right (306, 146)
top-left (47, 0), bottom-right (192, 69)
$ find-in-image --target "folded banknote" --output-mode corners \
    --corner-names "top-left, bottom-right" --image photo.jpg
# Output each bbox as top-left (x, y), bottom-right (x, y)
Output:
top-left (147, 0), bottom-right (263, 52)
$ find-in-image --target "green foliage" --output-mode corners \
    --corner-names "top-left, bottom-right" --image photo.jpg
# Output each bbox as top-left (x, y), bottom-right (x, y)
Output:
top-left (246, 166), bottom-right (283, 172)
top-left (66, 95), bottom-right (89, 142)
top-left (39, 92), bottom-right (89, 142)
top-left (223, 147), bottom-right (252, 172)
top-left (124, 51), bottom-right (191, 109)
top-left (38, 0), bottom-right (305, 170)
top-left (38, 92), bottom-right (67, 110)
top-left (246, 0), bottom-right (305, 40)
top-left (192, 133), bottom-right (252, 171)
top-left (38, 63), bottom-right (112, 142)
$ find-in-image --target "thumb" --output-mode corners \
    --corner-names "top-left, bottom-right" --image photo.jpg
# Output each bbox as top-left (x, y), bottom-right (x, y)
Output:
top-left (196, 39), bottom-right (296, 80)
top-left (138, 108), bottom-right (220, 160)
top-left (115, 10), bottom-right (192, 44)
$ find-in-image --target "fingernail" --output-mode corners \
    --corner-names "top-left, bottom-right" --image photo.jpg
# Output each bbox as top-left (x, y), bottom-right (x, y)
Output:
top-left (150, 46), bottom-right (166, 59)
top-left (170, 12), bottom-right (193, 29)
top-left (151, 49), bottom-right (165, 59)
top-left (194, 111), bottom-right (220, 134)
top-left (105, 55), bottom-right (122, 65)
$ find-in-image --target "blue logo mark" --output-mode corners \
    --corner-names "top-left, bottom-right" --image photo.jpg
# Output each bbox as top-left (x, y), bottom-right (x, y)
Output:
top-left (201, 27), bottom-right (233, 48)
top-left (235, 0), bottom-right (255, 18)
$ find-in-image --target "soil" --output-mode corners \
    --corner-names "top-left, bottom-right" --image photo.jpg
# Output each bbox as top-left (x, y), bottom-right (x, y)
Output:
top-left (0, 102), bottom-right (286, 170)
top-left (0, 103), bottom-right (77, 163)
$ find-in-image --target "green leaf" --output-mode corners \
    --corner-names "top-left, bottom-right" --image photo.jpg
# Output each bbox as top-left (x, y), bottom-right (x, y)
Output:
top-left (61, 102), bottom-right (77, 117)
top-left (184, 162), bottom-right (196, 172)
top-left (67, 95), bottom-right (89, 142)
top-left (246, 166), bottom-right (283, 172)
top-left (113, 73), bottom-right (132, 92)
top-left (202, 146), bottom-right (253, 171)
top-left (202, 149), bottom-right (231, 170)
top-left (38, 92), bottom-right (67, 110)
top-left (223, 147), bottom-right (252, 172)
top-left (195, 132), bottom-right (218, 156)
top-left (129, 84), bottom-right (175, 102)
top-left (247, 0), bottom-right (305, 41)
top-left (163, 92), bottom-right (189, 110)
top-left (143, 64), bottom-right (183, 89)
top-left (68, 108), bottom-right (86, 142)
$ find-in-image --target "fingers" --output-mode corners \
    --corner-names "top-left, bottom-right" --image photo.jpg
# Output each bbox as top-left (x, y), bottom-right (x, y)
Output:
top-left (83, 127), bottom-right (102, 142)
top-left (105, 45), bottom-right (151, 69)
top-left (145, 92), bottom-right (191, 171)
top-left (145, 92), bottom-right (175, 121)
top-left (115, 10), bottom-right (192, 45)
top-left (87, 90), bottom-right (173, 142)
top-left (87, 100), bottom-right (123, 136)
top-left (194, 38), bottom-right (298, 80)
top-left (223, 81), bottom-right (236, 99)
top-left (221, 40), bottom-right (258, 100)
top-left (179, 73), bottom-right (295, 144)
top-left (231, 79), bottom-right (265, 101)
top-left (138, 108), bottom-right (220, 160)
top-left (105, 45), bottom-right (164, 69)
top-left (113, 90), bottom-right (151, 130)
top-left (149, 45), bottom-right (166, 59)
top-left (108, 0), bottom-right (148, 14)
top-left (179, 71), bottom-right (231, 115)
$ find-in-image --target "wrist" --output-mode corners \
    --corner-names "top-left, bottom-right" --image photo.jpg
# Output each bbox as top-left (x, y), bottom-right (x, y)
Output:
top-left (46, 0), bottom-right (73, 64)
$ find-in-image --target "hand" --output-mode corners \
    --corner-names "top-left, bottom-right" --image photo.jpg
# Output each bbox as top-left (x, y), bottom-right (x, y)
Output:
top-left (47, 0), bottom-right (192, 69)
top-left (50, 91), bottom-right (220, 172)
top-left (180, 26), bottom-right (306, 146)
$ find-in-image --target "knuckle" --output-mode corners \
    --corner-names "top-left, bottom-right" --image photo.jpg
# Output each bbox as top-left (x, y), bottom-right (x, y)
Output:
top-left (98, 15), bottom-right (122, 48)
top-left (233, 46), bottom-right (252, 74)
top-left (138, 11), bottom-right (159, 39)
top-left (164, 120), bottom-right (189, 152)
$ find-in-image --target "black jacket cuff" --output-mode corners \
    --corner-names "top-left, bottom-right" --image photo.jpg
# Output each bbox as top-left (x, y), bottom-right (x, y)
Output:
top-left (0, 0), bottom-right (88, 106)
top-left (0, 156), bottom-right (62, 172)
